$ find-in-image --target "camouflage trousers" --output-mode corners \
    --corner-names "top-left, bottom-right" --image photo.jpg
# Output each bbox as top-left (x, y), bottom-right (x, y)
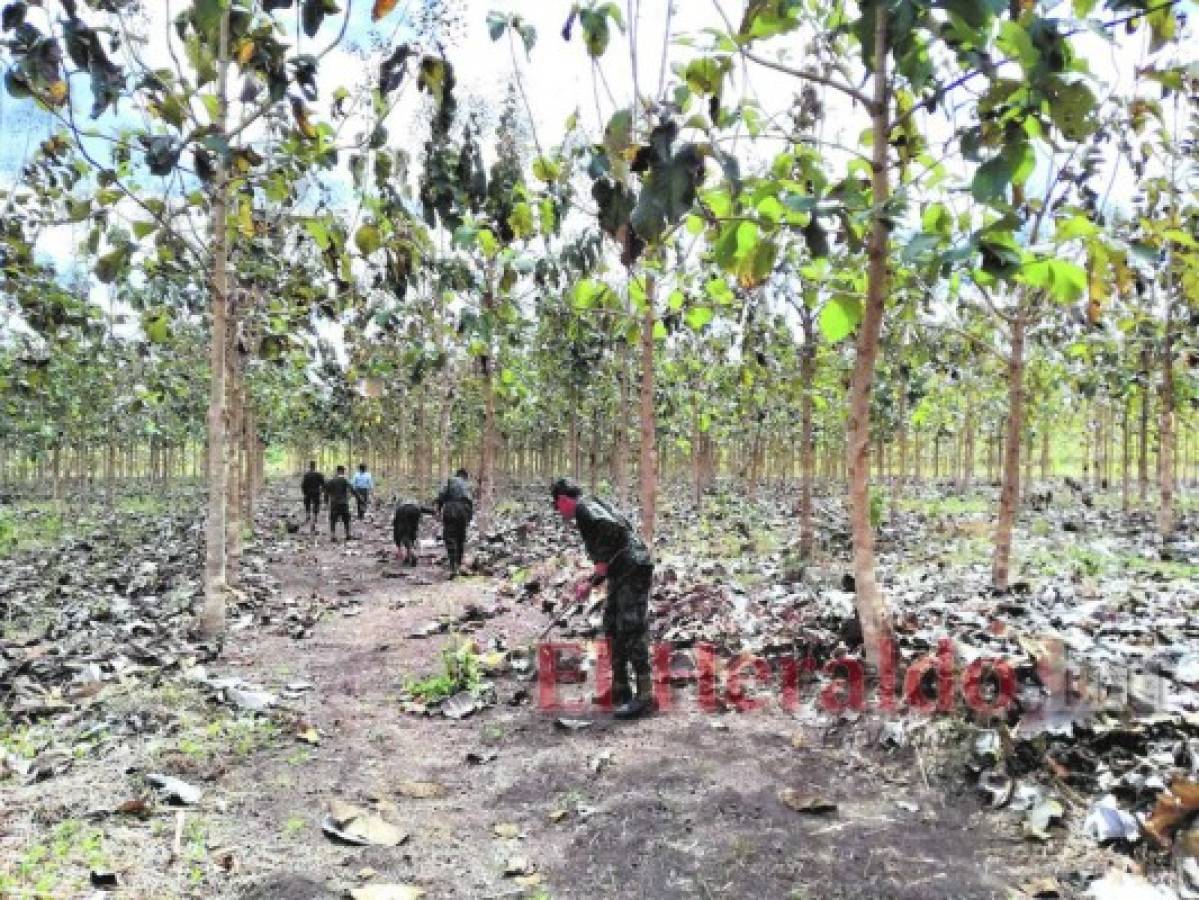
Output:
top-left (602, 563), bottom-right (653, 695)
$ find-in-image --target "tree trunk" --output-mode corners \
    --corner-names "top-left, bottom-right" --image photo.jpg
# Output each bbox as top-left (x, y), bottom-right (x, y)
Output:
top-left (845, 1), bottom-right (892, 670)
top-left (1121, 397), bottom-right (1130, 513)
top-left (479, 281), bottom-right (499, 524)
top-left (799, 313), bottom-right (816, 560)
top-left (1159, 301), bottom-right (1176, 540)
top-left (1139, 345), bottom-right (1150, 505)
top-left (225, 311), bottom-right (243, 590)
top-left (612, 346), bottom-right (630, 505)
top-left (992, 312), bottom-right (1025, 590)
top-left (199, 7), bottom-right (232, 641)
top-left (638, 275), bottom-right (658, 545)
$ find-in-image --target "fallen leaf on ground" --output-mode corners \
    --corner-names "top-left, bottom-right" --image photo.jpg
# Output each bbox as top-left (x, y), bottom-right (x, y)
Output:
top-left (493, 822), bottom-right (521, 839)
top-left (503, 856), bottom-right (535, 877)
top-left (396, 781), bottom-right (446, 799)
top-left (146, 773), bottom-right (203, 805)
top-left (349, 886), bottom-right (426, 900)
top-left (322, 800), bottom-right (407, 847)
top-left (441, 692), bottom-right (478, 720)
top-left (115, 798), bottom-right (151, 818)
top-left (553, 718), bottom-right (592, 732)
top-left (1019, 876), bottom-right (1062, 897)
top-left (1144, 779), bottom-right (1199, 847)
top-left (1022, 798), bottom-right (1064, 842)
top-left (778, 790), bottom-right (837, 814)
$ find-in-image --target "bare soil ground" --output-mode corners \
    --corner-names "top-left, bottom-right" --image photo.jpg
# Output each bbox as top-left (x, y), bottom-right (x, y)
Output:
top-left (2, 489), bottom-right (1156, 899)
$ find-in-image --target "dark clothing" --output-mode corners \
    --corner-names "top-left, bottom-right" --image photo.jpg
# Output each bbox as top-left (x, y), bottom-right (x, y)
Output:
top-left (330, 503), bottom-right (351, 538)
top-left (302, 470), bottom-right (324, 519)
top-left (324, 475), bottom-right (351, 507)
top-left (325, 476), bottom-right (352, 539)
top-left (441, 499), bottom-right (471, 574)
top-left (301, 470), bottom-right (325, 497)
top-left (575, 496), bottom-right (654, 696)
top-left (393, 502), bottom-right (423, 550)
top-left (354, 489), bottom-right (370, 520)
top-left (437, 476), bottom-right (474, 510)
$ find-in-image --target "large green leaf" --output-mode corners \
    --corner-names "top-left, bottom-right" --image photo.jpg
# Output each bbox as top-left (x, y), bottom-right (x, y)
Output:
top-left (818, 295), bottom-right (861, 343)
top-left (355, 224), bottom-right (382, 255)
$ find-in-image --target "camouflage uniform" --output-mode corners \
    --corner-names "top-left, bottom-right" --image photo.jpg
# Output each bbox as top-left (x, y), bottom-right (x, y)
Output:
top-left (575, 496), bottom-right (654, 704)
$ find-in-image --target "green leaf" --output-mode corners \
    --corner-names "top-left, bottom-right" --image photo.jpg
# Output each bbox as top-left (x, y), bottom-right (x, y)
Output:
top-left (508, 202), bottom-right (534, 239)
top-left (756, 196), bottom-right (784, 226)
top-left (132, 221), bottom-right (158, 240)
top-left (603, 108), bottom-right (633, 157)
top-left (1045, 79), bottom-right (1097, 141)
top-left (355, 223), bottom-right (382, 255)
top-left (1022, 258), bottom-right (1087, 302)
top-left (652, 320), bottom-right (667, 341)
top-left (971, 141), bottom-right (1031, 204)
top-left (1054, 215), bottom-right (1098, 242)
top-left (921, 202), bottom-right (951, 237)
top-left (685, 306), bottom-right (714, 330)
top-left (305, 218), bottom-right (331, 250)
top-left (704, 278), bottom-right (733, 304)
top-left (818, 295), bottom-right (861, 343)
top-left (96, 245), bottom-right (131, 284)
top-left (141, 309), bottom-right (172, 344)
top-left (997, 21), bottom-right (1037, 74)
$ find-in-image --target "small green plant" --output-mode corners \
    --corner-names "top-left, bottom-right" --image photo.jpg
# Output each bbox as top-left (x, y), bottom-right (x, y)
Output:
top-left (282, 815), bottom-right (307, 836)
top-left (0, 510), bottom-right (16, 554)
top-left (869, 489), bottom-right (886, 529)
top-left (406, 635), bottom-right (482, 702)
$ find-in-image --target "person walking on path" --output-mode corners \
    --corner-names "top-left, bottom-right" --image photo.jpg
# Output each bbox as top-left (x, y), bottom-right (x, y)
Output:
top-left (436, 468), bottom-right (474, 578)
top-left (393, 498), bottom-right (433, 567)
top-left (325, 465), bottom-right (353, 542)
top-left (301, 461), bottom-right (324, 532)
top-left (351, 463), bottom-right (374, 520)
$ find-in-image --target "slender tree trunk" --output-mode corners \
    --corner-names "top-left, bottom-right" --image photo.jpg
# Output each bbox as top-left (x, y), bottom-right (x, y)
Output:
top-left (479, 281), bottom-right (499, 524)
top-left (613, 355), bottom-right (629, 506)
top-left (1159, 301), bottom-right (1176, 540)
top-left (1121, 397), bottom-right (1131, 513)
top-left (225, 302), bottom-right (242, 589)
top-left (799, 313), bottom-right (816, 560)
top-left (845, 2), bottom-right (892, 669)
top-left (992, 312), bottom-right (1025, 590)
top-left (1040, 423), bottom-right (1050, 483)
top-left (199, 7), bottom-right (232, 640)
top-left (1139, 346), bottom-right (1150, 505)
top-left (638, 276), bottom-right (658, 544)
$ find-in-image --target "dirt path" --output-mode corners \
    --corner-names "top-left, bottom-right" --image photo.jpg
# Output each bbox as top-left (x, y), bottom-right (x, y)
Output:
top-left (1, 495), bottom-right (1104, 899)
top-left (200, 507), bottom-right (1066, 900)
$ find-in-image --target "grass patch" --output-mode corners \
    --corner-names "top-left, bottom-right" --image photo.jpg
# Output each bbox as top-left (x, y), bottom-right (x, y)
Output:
top-left (406, 636), bottom-right (482, 703)
top-left (899, 494), bottom-right (992, 518)
top-left (0, 820), bottom-right (110, 898)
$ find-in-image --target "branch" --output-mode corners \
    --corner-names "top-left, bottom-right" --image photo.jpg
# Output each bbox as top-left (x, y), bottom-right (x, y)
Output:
top-left (740, 50), bottom-right (873, 109)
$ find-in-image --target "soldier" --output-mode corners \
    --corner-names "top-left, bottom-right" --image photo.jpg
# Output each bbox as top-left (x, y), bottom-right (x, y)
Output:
top-left (436, 468), bottom-right (474, 578)
top-left (393, 498), bottom-right (432, 567)
top-left (300, 461), bottom-right (324, 530)
top-left (551, 478), bottom-right (655, 720)
top-left (325, 465), bottom-right (353, 542)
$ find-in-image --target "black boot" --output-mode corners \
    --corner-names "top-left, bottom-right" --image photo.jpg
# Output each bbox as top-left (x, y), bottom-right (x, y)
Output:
top-left (614, 671), bottom-right (655, 720)
top-left (609, 682), bottom-right (632, 707)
